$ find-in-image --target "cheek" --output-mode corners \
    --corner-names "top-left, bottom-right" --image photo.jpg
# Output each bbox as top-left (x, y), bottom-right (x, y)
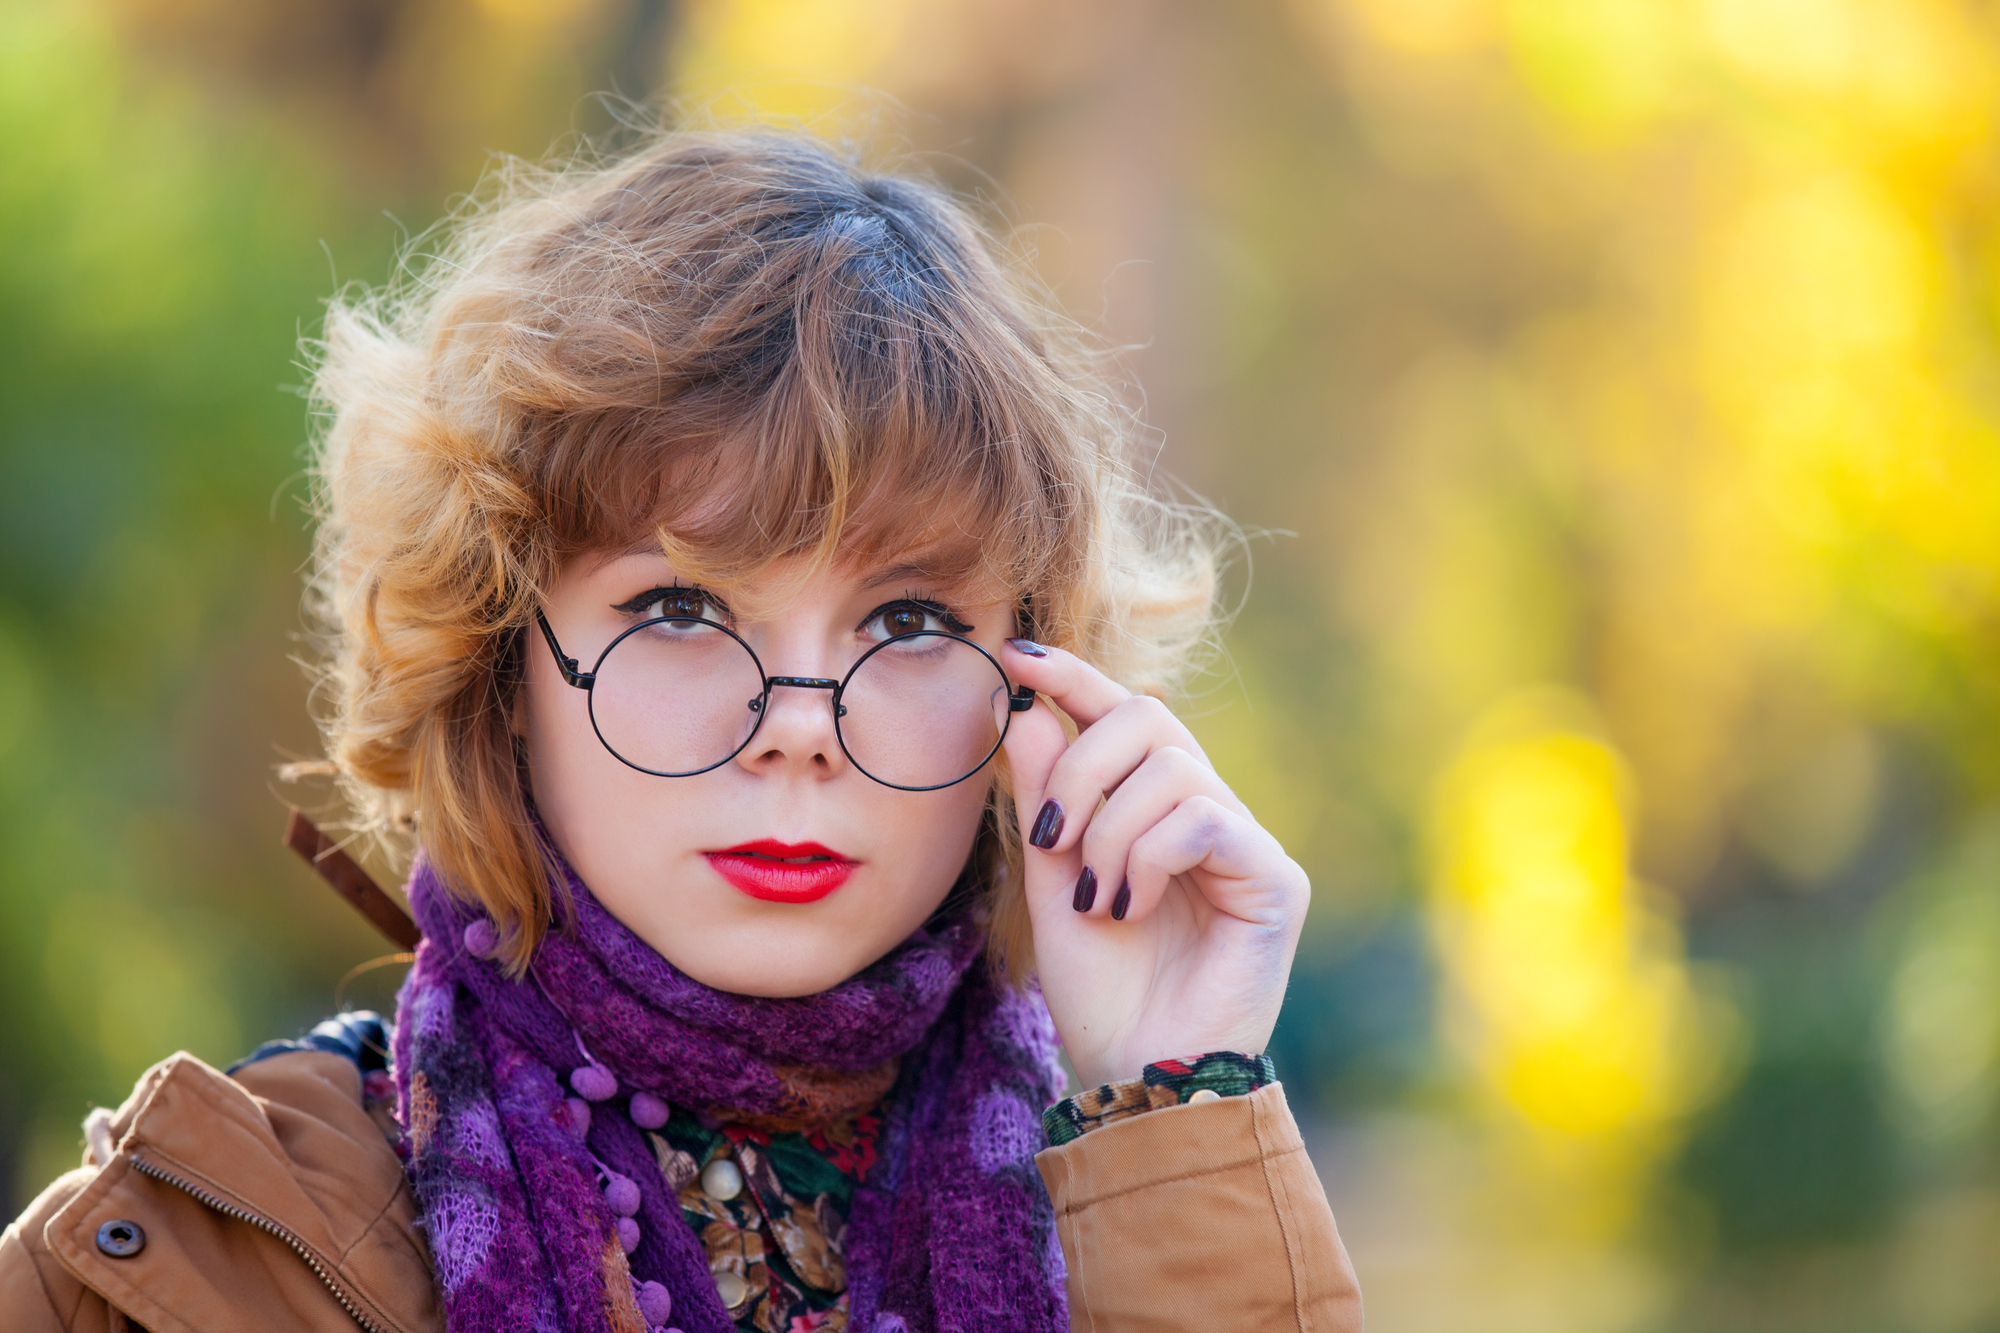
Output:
top-left (879, 777), bottom-right (993, 889)
top-left (520, 656), bottom-right (656, 856)
top-left (521, 665), bottom-right (595, 794)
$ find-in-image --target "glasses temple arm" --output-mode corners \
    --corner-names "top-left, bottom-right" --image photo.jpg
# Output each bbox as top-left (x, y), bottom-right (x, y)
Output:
top-left (534, 609), bottom-right (594, 688)
top-left (1009, 685), bottom-right (1036, 712)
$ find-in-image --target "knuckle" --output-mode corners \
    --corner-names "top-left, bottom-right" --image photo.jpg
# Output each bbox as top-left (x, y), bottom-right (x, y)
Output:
top-left (1191, 796), bottom-right (1232, 840)
top-left (1043, 746), bottom-right (1090, 792)
top-left (1162, 795), bottom-right (1231, 850)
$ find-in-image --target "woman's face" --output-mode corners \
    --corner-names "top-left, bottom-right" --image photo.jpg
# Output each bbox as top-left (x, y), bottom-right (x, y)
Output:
top-left (522, 549), bottom-right (1011, 997)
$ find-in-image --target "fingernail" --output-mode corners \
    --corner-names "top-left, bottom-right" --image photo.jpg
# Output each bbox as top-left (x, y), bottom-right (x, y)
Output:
top-left (1007, 638), bottom-right (1049, 658)
top-left (1111, 882), bottom-right (1131, 921)
top-left (1072, 867), bottom-right (1097, 913)
top-left (1029, 800), bottom-right (1064, 849)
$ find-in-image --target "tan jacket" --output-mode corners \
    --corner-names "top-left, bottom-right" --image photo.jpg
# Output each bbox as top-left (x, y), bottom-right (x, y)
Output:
top-left (1, 1051), bottom-right (1361, 1332)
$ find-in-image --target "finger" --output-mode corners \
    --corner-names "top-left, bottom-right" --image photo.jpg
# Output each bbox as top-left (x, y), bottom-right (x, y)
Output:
top-left (1118, 795), bottom-right (1279, 925)
top-left (1000, 640), bottom-right (1134, 730)
top-left (1071, 748), bottom-right (1235, 916)
top-left (998, 697), bottom-right (1082, 912)
top-left (1029, 695), bottom-right (1232, 855)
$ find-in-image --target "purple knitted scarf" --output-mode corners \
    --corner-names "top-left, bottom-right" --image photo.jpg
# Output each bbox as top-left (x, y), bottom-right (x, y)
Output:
top-left (393, 852), bottom-right (1069, 1333)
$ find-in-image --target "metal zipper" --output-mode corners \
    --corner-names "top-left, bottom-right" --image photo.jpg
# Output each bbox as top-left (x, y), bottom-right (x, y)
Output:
top-left (127, 1155), bottom-right (386, 1333)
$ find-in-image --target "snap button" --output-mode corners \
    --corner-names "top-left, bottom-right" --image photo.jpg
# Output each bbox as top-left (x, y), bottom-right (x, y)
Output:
top-left (712, 1268), bottom-right (749, 1309)
top-left (1187, 1088), bottom-right (1222, 1104)
top-left (95, 1219), bottom-right (146, 1258)
top-left (700, 1157), bottom-right (744, 1201)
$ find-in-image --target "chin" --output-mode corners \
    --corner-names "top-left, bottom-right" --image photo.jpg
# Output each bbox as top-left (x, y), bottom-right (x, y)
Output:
top-left (654, 930), bottom-right (882, 999)
top-left (681, 960), bottom-right (869, 999)
top-left (718, 971), bottom-right (856, 999)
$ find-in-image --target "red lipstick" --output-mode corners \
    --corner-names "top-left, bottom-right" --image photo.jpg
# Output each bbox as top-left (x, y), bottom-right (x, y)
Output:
top-left (706, 840), bottom-right (857, 903)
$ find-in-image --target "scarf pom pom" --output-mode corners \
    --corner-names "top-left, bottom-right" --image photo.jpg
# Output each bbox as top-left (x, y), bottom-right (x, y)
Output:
top-left (637, 1281), bottom-right (672, 1324)
top-left (463, 919), bottom-right (499, 959)
top-left (605, 1174), bottom-right (641, 1216)
top-left (628, 1090), bottom-right (669, 1129)
top-left (572, 1063), bottom-right (619, 1101)
top-left (614, 1216), bottom-right (641, 1254)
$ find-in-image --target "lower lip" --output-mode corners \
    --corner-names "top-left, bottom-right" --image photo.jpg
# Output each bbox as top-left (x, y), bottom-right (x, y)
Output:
top-left (706, 853), bottom-right (856, 903)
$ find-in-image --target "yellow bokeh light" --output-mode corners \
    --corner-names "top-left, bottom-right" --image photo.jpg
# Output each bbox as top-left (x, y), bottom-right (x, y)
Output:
top-left (1703, 0), bottom-right (1991, 145)
top-left (1704, 174), bottom-right (1934, 380)
top-left (1704, 0), bottom-right (1864, 95)
top-left (1431, 694), bottom-right (1734, 1144)
top-left (1502, 0), bottom-right (1686, 135)
top-left (675, 0), bottom-right (920, 123)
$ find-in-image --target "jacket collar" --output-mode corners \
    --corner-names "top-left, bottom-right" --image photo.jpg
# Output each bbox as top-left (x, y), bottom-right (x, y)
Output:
top-left (46, 1051), bottom-right (439, 1333)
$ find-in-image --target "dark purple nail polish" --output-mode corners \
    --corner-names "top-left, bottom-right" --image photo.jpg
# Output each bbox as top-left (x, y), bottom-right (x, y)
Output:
top-left (1111, 882), bottom-right (1132, 921)
top-left (1029, 799), bottom-right (1064, 849)
top-left (1007, 638), bottom-right (1050, 658)
top-left (1072, 867), bottom-right (1097, 913)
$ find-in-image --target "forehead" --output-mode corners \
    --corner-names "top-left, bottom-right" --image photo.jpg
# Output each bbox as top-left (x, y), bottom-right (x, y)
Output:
top-left (590, 533), bottom-right (1011, 613)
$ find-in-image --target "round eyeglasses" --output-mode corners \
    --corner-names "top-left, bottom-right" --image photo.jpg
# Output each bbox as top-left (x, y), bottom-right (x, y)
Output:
top-left (534, 609), bottom-right (1036, 791)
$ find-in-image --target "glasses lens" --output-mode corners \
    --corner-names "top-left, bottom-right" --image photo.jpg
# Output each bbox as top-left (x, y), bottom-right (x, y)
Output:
top-left (840, 633), bottom-right (1013, 789)
top-left (588, 620), bottom-right (766, 776)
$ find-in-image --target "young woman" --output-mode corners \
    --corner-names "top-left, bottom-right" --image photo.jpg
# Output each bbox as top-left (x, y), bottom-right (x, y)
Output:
top-left (1, 130), bottom-right (1362, 1333)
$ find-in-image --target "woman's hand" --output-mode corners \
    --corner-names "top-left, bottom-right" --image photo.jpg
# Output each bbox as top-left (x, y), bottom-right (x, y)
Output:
top-left (999, 641), bottom-right (1309, 1089)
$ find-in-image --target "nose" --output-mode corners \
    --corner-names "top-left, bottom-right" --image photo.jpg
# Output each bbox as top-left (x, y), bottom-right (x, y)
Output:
top-left (736, 675), bottom-right (849, 777)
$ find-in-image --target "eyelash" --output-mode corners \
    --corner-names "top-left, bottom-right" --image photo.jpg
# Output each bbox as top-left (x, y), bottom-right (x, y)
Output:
top-left (611, 586), bottom-right (973, 635)
top-left (865, 593), bottom-right (974, 636)
top-left (613, 584), bottom-right (731, 623)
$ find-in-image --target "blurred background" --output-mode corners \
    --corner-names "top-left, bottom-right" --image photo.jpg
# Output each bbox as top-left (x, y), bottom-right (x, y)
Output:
top-left (3, 0), bottom-right (1999, 1327)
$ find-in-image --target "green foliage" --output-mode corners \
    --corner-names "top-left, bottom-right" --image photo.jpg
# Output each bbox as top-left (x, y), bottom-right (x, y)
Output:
top-left (0, 0), bottom-right (397, 1201)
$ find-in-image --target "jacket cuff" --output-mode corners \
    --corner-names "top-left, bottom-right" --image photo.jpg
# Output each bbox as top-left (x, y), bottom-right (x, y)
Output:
top-left (1036, 1082), bottom-right (1363, 1332)
top-left (1043, 1051), bottom-right (1277, 1147)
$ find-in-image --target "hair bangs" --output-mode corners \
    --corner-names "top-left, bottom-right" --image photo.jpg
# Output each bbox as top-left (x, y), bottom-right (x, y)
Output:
top-left (534, 171), bottom-right (1085, 608)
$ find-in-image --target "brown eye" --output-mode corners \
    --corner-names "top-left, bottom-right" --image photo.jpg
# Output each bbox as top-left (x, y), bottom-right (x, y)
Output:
top-left (648, 589), bottom-right (717, 621)
top-left (860, 599), bottom-right (967, 643)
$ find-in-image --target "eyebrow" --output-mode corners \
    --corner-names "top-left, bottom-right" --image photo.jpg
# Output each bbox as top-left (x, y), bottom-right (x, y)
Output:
top-left (615, 537), bottom-right (674, 559)
top-left (598, 549), bottom-right (980, 599)
top-left (862, 563), bottom-right (951, 589)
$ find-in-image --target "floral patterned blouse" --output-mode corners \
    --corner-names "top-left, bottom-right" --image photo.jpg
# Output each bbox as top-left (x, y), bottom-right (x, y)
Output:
top-left (646, 1051), bottom-right (1278, 1332)
top-left (646, 1100), bottom-right (881, 1332)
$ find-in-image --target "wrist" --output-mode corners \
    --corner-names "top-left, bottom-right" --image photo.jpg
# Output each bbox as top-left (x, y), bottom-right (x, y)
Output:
top-left (1045, 1051), bottom-right (1278, 1147)
top-left (1071, 1027), bottom-right (1278, 1089)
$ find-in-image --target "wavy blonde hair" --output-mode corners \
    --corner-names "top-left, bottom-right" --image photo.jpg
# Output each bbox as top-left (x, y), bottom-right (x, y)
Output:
top-left (304, 128), bottom-right (1221, 979)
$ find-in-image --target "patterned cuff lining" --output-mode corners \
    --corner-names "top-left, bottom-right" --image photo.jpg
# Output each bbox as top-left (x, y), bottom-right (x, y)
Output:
top-left (1042, 1051), bottom-right (1277, 1147)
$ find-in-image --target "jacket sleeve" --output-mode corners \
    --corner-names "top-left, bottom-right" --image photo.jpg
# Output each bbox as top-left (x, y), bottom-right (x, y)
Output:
top-left (1034, 1081), bottom-right (1363, 1333)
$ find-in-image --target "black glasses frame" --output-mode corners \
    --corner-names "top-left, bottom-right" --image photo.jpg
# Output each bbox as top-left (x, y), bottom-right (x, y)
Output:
top-left (534, 608), bottom-right (1036, 791)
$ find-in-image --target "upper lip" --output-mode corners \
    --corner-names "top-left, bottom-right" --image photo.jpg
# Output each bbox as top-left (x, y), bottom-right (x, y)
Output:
top-left (709, 839), bottom-right (856, 863)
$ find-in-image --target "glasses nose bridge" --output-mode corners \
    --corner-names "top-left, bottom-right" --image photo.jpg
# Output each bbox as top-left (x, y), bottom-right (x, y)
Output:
top-left (757, 674), bottom-right (848, 718)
